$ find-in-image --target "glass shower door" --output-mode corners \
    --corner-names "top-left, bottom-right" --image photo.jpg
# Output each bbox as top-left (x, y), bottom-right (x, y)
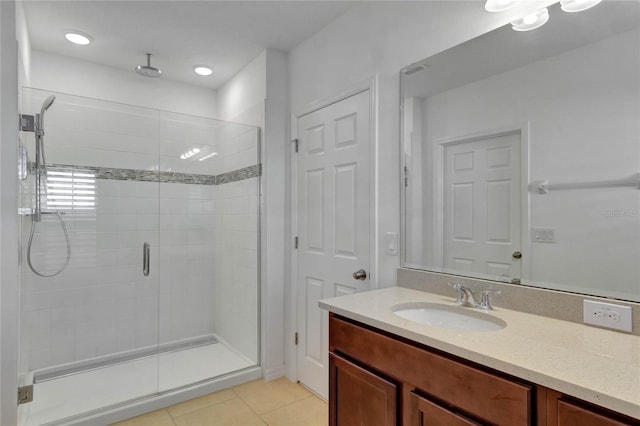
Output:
top-left (157, 111), bottom-right (260, 391)
top-left (18, 88), bottom-right (161, 425)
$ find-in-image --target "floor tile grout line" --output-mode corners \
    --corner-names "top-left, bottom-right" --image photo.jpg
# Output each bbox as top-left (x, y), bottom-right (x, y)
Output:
top-left (167, 408), bottom-right (178, 426)
top-left (257, 394), bottom-right (323, 417)
top-left (166, 390), bottom-right (240, 421)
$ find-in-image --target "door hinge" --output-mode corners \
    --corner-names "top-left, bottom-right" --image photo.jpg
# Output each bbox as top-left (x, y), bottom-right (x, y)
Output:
top-left (295, 332), bottom-right (299, 345)
top-left (292, 138), bottom-right (299, 153)
top-left (18, 385), bottom-right (33, 405)
top-left (294, 236), bottom-right (299, 249)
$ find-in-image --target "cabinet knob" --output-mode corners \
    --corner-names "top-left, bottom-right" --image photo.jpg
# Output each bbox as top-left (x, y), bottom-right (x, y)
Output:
top-left (512, 251), bottom-right (522, 259)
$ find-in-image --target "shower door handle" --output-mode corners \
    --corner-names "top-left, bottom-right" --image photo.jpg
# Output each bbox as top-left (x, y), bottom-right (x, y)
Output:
top-left (143, 242), bottom-right (150, 277)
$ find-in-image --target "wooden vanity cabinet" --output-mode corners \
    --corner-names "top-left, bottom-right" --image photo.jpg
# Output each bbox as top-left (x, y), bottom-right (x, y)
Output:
top-left (545, 391), bottom-right (639, 426)
top-left (329, 313), bottom-right (533, 426)
top-left (329, 313), bottom-right (640, 426)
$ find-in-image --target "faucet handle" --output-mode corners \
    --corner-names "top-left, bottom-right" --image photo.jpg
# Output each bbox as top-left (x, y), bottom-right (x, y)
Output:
top-left (449, 283), bottom-right (469, 305)
top-left (478, 290), bottom-right (501, 310)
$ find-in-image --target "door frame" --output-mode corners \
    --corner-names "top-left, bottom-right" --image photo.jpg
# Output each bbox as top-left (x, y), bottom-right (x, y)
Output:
top-left (287, 76), bottom-right (379, 383)
top-left (432, 123), bottom-right (531, 281)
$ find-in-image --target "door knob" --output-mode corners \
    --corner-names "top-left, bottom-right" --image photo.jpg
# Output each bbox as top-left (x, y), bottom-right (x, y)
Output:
top-left (512, 251), bottom-right (522, 259)
top-left (352, 269), bottom-right (367, 280)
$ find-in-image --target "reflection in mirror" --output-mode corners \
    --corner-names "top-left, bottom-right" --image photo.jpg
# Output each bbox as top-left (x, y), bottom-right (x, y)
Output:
top-left (401, 1), bottom-right (640, 302)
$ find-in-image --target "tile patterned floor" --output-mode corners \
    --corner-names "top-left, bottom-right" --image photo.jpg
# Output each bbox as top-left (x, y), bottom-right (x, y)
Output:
top-left (111, 378), bottom-right (328, 426)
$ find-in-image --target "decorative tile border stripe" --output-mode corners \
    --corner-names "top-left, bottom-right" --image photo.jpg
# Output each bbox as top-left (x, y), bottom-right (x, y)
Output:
top-left (216, 164), bottom-right (262, 185)
top-left (38, 163), bottom-right (261, 186)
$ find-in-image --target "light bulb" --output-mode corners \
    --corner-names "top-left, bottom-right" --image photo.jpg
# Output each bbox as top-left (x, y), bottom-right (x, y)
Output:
top-left (560, 0), bottom-right (602, 12)
top-left (65, 31), bottom-right (93, 45)
top-left (511, 8), bottom-right (549, 31)
top-left (193, 65), bottom-right (213, 76)
top-left (485, 0), bottom-right (521, 12)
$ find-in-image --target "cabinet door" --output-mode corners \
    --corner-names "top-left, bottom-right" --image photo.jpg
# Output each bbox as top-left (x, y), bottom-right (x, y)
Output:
top-left (557, 400), bottom-right (636, 426)
top-left (410, 392), bottom-right (482, 426)
top-left (329, 353), bottom-right (397, 426)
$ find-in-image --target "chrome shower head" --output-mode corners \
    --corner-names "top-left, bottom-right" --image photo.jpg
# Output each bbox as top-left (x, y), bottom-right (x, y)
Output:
top-left (135, 53), bottom-right (162, 78)
top-left (40, 95), bottom-right (56, 116)
top-left (37, 95), bottom-right (56, 134)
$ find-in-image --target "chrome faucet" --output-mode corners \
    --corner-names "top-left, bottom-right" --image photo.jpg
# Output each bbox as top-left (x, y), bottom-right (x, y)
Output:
top-left (449, 283), bottom-right (501, 310)
top-left (450, 283), bottom-right (477, 307)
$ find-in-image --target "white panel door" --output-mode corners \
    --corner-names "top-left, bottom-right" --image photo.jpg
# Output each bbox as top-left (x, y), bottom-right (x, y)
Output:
top-left (296, 90), bottom-right (371, 398)
top-left (443, 132), bottom-right (522, 281)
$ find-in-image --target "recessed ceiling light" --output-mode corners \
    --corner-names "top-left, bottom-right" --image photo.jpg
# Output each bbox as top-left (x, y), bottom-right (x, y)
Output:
top-left (198, 152), bottom-right (218, 161)
top-left (485, 0), bottom-right (522, 12)
top-left (511, 8), bottom-right (549, 31)
top-left (193, 65), bottom-right (213, 76)
top-left (64, 31), bottom-right (93, 45)
top-left (180, 148), bottom-right (201, 160)
top-left (560, 0), bottom-right (602, 13)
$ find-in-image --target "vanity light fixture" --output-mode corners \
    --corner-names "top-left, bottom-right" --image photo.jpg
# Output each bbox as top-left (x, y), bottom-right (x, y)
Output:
top-left (485, 0), bottom-right (522, 12)
top-left (193, 65), bottom-right (213, 76)
top-left (64, 31), bottom-right (93, 45)
top-left (560, 0), bottom-right (602, 13)
top-left (180, 148), bottom-right (201, 160)
top-left (511, 8), bottom-right (549, 31)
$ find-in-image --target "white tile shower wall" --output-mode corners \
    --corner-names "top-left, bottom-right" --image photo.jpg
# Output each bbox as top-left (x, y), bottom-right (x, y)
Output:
top-left (213, 177), bottom-right (259, 364)
top-left (21, 89), bottom-right (159, 171)
top-left (158, 182), bottom-right (217, 343)
top-left (158, 112), bottom-right (257, 177)
top-left (20, 179), bottom-right (223, 372)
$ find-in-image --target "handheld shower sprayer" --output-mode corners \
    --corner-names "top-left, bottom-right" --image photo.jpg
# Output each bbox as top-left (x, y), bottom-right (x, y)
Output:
top-left (37, 95), bottom-right (56, 132)
top-left (41, 95), bottom-right (56, 114)
top-left (27, 95), bottom-right (71, 277)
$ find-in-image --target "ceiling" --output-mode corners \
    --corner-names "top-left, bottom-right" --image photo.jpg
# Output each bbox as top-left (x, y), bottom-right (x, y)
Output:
top-left (22, 1), bottom-right (356, 89)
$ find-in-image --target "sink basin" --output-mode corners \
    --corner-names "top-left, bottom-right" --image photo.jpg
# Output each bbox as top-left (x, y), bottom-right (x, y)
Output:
top-left (391, 302), bottom-right (506, 332)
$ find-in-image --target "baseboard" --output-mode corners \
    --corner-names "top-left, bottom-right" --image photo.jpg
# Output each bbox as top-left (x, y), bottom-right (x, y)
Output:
top-left (262, 365), bottom-right (285, 381)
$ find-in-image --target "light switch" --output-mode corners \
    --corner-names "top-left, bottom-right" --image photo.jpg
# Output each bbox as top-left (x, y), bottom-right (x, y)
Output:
top-left (385, 232), bottom-right (398, 256)
top-left (532, 227), bottom-right (556, 243)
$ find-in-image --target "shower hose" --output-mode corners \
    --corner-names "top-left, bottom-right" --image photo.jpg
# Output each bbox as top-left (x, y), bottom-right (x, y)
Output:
top-left (26, 147), bottom-right (71, 277)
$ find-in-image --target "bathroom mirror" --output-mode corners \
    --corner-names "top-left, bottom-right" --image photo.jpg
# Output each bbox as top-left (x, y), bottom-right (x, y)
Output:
top-left (401, 1), bottom-right (640, 302)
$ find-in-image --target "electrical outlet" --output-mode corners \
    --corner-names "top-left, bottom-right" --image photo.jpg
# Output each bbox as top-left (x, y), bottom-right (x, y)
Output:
top-left (583, 300), bottom-right (632, 332)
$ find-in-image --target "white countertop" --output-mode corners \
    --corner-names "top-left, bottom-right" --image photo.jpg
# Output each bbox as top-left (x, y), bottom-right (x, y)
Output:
top-left (319, 287), bottom-right (640, 420)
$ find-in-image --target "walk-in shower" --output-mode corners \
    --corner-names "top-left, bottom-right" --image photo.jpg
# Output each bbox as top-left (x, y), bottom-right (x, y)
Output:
top-left (18, 88), bottom-right (261, 425)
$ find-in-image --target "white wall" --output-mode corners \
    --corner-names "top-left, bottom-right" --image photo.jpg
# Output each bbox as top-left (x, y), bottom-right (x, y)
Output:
top-left (217, 51), bottom-right (265, 124)
top-left (29, 51), bottom-right (217, 118)
top-left (421, 29), bottom-right (640, 301)
top-left (215, 49), bottom-right (288, 380)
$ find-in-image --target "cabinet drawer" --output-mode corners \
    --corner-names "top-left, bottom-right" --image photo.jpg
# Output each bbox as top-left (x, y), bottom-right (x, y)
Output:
top-left (411, 392), bottom-right (482, 426)
top-left (557, 399), bottom-right (637, 426)
top-left (330, 315), bottom-right (532, 426)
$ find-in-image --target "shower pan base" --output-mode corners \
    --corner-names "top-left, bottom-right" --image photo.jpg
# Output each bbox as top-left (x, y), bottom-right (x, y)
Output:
top-left (19, 341), bottom-right (255, 426)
